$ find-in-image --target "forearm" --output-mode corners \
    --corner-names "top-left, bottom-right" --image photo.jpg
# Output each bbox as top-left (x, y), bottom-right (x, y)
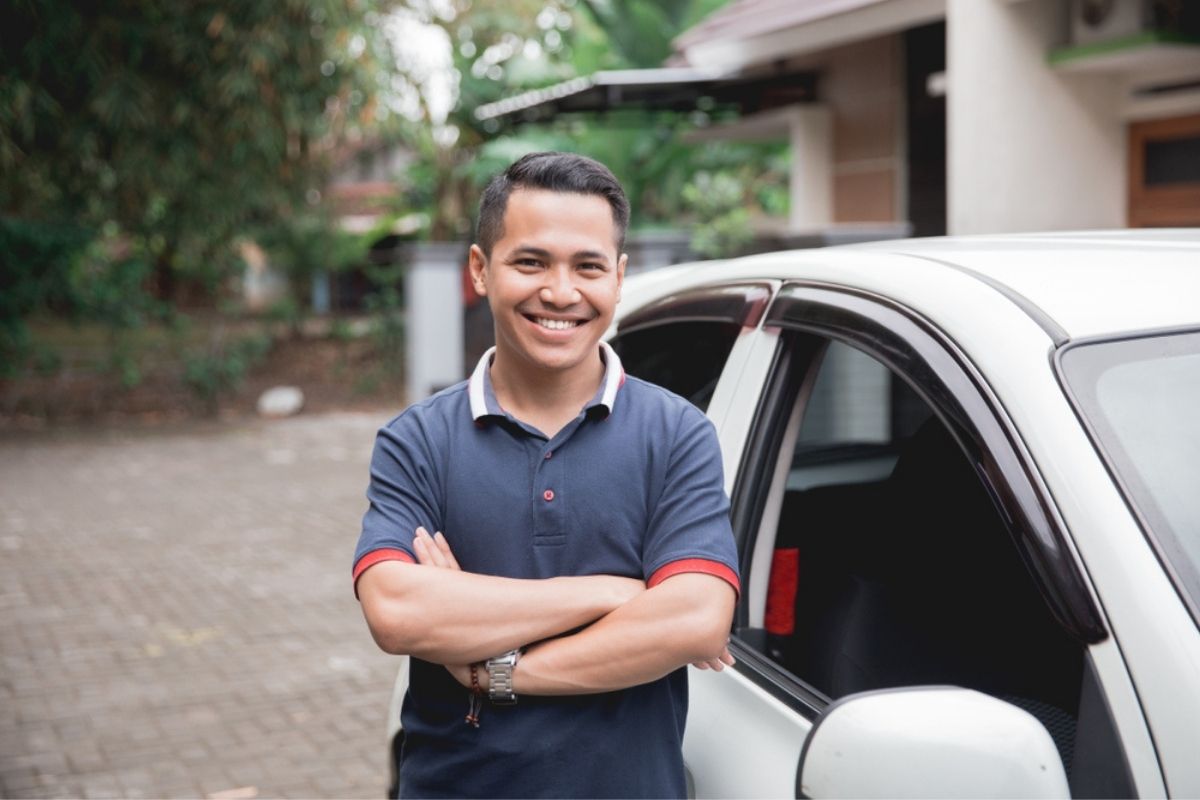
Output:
top-left (513, 573), bottom-right (736, 695)
top-left (358, 560), bottom-right (639, 664)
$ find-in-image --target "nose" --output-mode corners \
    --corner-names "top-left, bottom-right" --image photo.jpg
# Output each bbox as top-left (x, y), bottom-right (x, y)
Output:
top-left (539, 265), bottom-right (582, 308)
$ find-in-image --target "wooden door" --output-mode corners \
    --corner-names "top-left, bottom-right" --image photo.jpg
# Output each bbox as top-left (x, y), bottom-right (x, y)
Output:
top-left (1128, 114), bottom-right (1200, 227)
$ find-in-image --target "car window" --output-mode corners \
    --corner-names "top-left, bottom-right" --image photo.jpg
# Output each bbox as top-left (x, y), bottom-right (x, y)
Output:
top-left (741, 335), bottom-right (1091, 781)
top-left (610, 321), bottom-right (741, 412)
top-left (789, 342), bottom-right (930, 492)
top-left (1059, 329), bottom-right (1200, 622)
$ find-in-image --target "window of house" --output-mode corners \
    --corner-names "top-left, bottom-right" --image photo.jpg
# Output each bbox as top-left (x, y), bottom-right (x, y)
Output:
top-left (1128, 113), bottom-right (1200, 227)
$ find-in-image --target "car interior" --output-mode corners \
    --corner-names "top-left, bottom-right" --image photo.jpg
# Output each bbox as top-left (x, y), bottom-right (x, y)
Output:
top-left (751, 339), bottom-right (1102, 782)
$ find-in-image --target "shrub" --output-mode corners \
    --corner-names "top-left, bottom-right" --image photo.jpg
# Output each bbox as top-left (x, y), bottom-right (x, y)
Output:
top-left (182, 333), bottom-right (273, 414)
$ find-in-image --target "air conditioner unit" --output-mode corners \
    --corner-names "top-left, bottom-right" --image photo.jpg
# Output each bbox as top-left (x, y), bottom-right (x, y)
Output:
top-left (1071, 0), bottom-right (1200, 47)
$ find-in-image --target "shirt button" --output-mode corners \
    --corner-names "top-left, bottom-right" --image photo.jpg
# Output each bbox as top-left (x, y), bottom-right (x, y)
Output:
top-left (544, 451), bottom-right (553, 459)
top-left (543, 489), bottom-right (555, 502)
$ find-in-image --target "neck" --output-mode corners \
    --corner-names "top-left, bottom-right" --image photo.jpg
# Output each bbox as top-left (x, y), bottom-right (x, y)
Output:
top-left (489, 346), bottom-right (605, 429)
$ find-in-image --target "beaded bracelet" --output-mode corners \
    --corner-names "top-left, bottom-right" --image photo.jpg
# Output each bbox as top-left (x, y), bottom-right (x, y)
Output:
top-left (465, 663), bottom-right (483, 728)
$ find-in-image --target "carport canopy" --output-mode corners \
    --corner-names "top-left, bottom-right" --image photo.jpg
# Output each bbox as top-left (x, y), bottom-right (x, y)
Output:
top-left (473, 66), bottom-right (817, 125)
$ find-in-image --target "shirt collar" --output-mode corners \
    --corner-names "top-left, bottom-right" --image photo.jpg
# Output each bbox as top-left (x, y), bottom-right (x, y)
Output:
top-left (468, 341), bottom-right (625, 422)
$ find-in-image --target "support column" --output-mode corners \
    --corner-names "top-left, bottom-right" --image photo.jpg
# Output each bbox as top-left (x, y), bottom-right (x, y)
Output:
top-left (789, 105), bottom-right (834, 231)
top-left (946, 0), bottom-right (1124, 233)
top-left (405, 242), bottom-right (465, 403)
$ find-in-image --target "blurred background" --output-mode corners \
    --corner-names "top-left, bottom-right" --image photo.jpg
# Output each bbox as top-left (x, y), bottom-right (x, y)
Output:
top-left (1, 0), bottom-right (1198, 797)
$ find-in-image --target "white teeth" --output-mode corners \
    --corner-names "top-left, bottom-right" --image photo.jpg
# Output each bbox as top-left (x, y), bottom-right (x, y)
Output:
top-left (534, 317), bottom-right (580, 330)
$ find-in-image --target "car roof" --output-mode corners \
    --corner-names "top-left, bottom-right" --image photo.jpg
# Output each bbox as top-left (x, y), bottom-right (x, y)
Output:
top-left (625, 230), bottom-right (1200, 341)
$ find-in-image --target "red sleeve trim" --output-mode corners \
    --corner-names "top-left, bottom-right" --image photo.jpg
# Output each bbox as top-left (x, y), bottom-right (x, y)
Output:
top-left (648, 558), bottom-right (741, 597)
top-left (352, 548), bottom-right (415, 598)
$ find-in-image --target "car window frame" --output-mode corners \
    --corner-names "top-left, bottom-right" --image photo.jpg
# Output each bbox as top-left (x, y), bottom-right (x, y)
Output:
top-left (727, 280), bottom-right (1109, 718)
top-left (1055, 324), bottom-right (1200, 630)
top-left (616, 281), bottom-right (774, 336)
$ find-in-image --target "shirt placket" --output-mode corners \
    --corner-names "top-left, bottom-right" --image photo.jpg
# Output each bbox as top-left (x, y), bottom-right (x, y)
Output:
top-left (531, 437), bottom-right (566, 549)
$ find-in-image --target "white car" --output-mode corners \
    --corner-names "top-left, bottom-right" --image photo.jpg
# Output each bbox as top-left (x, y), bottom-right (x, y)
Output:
top-left (386, 230), bottom-right (1200, 798)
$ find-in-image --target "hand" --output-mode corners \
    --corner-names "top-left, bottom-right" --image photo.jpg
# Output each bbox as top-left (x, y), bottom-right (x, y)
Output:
top-left (691, 644), bottom-right (735, 671)
top-left (413, 526), bottom-right (460, 570)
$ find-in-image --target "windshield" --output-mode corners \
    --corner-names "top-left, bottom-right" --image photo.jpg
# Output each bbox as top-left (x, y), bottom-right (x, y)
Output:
top-left (1059, 329), bottom-right (1200, 620)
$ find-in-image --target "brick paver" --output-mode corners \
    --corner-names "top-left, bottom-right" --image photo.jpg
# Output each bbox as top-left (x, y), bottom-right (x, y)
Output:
top-left (0, 412), bottom-right (402, 798)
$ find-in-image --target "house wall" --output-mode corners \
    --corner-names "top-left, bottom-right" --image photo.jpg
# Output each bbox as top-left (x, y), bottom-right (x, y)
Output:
top-left (946, 0), bottom-right (1125, 234)
top-left (824, 36), bottom-right (906, 224)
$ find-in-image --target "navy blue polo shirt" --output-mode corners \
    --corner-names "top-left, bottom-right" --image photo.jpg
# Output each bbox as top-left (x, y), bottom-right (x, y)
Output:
top-left (354, 342), bottom-right (739, 799)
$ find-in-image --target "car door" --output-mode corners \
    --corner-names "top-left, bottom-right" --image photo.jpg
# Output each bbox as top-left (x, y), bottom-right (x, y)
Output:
top-left (685, 282), bottom-right (1152, 798)
top-left (608, 281), bottom-right (775, 459)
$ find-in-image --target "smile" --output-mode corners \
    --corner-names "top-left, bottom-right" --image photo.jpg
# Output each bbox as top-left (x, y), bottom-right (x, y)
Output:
top-left (531, 317), bottom-right (582, 331)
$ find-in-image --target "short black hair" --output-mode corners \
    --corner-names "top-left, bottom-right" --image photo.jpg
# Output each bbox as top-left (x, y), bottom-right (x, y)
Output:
top-left (475, 152), bottom-right (630, 257)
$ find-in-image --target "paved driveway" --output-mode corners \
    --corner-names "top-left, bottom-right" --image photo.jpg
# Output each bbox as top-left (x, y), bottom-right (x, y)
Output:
top-left (0, 412), bottom-right (400, 798)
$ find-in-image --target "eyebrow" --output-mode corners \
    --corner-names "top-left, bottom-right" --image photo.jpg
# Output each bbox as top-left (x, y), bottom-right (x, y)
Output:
top-left (510, 245), bottom-right (612, 264)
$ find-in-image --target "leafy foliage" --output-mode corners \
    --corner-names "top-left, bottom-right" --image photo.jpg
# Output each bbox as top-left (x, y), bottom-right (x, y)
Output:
top-left (0, 0), bottom-right (400, 386)
top-left (390, 0), bottom-right (785, 251)
top-left (683, 172), bottom-right (752, 257)
top-left (384, 0), bottom-right (590, 239)
top-left (576, 0), bottom-right (727, 67)
top-left (182, 331), bottom-right (274, 415)
top-left (681, 142), bottom-right (790, 257)
top-left (364, 264), bottom-right (406, 375)
top-left (0, 219), bottom-right (92, 333)
top-left (256, 211), bottom-right (377, 329)
top-left (0, 0), bottom-right (397, 288)
top-left (1, 0), bottom-right (795, 420)
top-left (0, 217), bottom-right (170, 375)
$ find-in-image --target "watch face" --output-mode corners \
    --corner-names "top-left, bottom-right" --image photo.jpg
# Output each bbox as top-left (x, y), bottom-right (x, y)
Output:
top-left (489, 649), bottom-right (520, 666)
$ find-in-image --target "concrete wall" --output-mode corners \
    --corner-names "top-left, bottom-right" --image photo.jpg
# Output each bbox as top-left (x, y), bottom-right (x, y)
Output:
top-left (405, 242), bottom-right (465, 402)
top-left (775, 35), bottom-right (906, 227)
top-left (826, 36), bottom-right (906, 225)
top-left (946, 0), bottom-right (1125, 234)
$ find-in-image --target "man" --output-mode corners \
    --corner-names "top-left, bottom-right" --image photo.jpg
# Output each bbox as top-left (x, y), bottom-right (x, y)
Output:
top-left (354, 152), bottom-right (739, 798)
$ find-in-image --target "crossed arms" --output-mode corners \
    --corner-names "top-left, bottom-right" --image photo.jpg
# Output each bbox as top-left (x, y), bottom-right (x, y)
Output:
top-left (357, 527), bottom-right (737, 695)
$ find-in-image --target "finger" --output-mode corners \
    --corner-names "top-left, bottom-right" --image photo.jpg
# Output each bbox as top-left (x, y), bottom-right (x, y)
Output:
top-left (433, 532), bottom-right (461, 570)
top-left (412, 534), bottom-right (433, 565)
top-left (692, 661), bottom-right (710, 670)
top-left (419, 528), bottom-right (450, 569)
top-left (414, 529), bottom-right (448, 569)
top-left (719, 648), bottom-right (735, 666)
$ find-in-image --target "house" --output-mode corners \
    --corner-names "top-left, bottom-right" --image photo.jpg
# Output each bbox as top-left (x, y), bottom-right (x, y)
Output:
top-left (479, 0), bottom-right (1200, 236)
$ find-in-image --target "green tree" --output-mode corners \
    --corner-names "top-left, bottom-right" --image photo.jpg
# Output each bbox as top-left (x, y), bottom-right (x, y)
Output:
top-left (383, 0), bottom-right (748, 241)
top-left (0, 0), bottom-right (407, 376)
top-left (0, 0), bottom-right (399, 298)
top-left (384, 0), bottom-right (591, 239)
top-left (576, 0), bottom-right (727, 68)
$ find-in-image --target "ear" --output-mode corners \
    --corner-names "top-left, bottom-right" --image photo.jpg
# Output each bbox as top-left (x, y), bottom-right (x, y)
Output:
top-left (616, 253), bottom-right (627, 299)
top-left (468, 244), bottom-right (488, 296)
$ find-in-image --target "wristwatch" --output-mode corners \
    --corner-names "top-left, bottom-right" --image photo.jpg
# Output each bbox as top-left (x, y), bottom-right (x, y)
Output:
top-left (486, 649), bottom-right (521, 705)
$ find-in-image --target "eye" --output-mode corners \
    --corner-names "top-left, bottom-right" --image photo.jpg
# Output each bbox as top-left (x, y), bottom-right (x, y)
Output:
top-left (514, 257), bottom-right (544, 269)
top-left (578, 262), bottom-right (606, 272)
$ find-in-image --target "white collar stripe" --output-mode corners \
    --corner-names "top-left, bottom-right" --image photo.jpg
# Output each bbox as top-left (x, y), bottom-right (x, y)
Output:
top-left (598, 341), bottom-right (623, 412)
top-left (468, 343), bottom-right (624, 423)
top-left (468, 347), bottom-right (495, 420)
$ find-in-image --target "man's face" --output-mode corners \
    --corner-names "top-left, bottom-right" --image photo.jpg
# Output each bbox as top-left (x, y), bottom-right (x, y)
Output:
top-left (469, 188), bottom-right (626, 377)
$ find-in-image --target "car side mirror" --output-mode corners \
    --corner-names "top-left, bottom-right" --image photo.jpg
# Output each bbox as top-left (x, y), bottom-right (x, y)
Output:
top-left (797, 687), bottom-right (1069, 799)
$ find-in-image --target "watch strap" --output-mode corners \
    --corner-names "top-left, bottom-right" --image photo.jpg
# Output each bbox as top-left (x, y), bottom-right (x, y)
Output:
top-left (486, 649), bottom-right (520, 705)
